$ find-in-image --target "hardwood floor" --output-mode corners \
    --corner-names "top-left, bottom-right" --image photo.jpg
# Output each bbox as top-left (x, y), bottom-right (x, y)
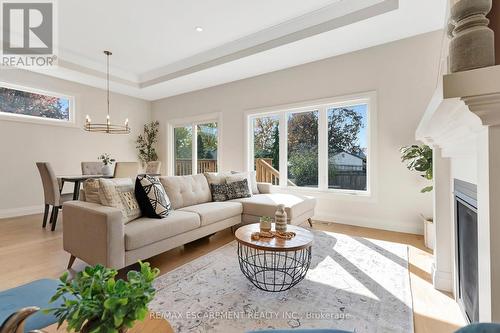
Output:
top-left (0, 214), bottom-right (466, 333)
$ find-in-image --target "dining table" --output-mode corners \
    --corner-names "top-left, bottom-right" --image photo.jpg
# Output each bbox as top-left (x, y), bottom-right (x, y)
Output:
top-left (57, 175), bottom-right (112, 200)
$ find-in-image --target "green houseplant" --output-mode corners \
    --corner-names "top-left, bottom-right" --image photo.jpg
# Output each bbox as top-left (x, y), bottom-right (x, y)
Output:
top-left (400, 144), bottom-right (434, 249)
top-left (400, 144), bottom-right (433, 193)
top-left (46, 262), bottom-right (159, 333)
top-left (136, 121), bottom-right (159, 164)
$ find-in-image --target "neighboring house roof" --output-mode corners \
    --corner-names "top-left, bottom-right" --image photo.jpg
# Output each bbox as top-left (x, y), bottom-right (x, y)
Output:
top-left (331, 150), bottom-right (366, 161)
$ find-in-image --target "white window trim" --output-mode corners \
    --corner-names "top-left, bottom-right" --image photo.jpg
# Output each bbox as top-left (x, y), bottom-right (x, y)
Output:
top-left (245, 91), bottom-right (377, 198)
top-left (166, 112), bottom-right (222, 176)
top-left (0, 81), bottom-right (76, 128)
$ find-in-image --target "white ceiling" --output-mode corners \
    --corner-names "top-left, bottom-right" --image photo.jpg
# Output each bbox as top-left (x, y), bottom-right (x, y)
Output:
top-left (29, 0), bottom-right (447, 100)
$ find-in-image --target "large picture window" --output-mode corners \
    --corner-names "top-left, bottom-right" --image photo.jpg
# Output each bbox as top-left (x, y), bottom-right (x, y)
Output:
top-left (248, 93), bottom-right (373, 194)
top-left (171, 117), bottom-right (219, 176)
top-left (0, 83), bottom-right (74, 125)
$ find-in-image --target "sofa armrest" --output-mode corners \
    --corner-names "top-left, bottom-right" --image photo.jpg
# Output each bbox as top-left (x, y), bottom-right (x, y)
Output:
top-left (62, 201), bottom-right (125, 269)
top-left (257, 182), bottom-right (273, 194)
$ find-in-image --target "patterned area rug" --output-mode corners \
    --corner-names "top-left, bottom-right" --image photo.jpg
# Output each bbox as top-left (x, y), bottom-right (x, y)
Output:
top-left (150, 228), bottom-right (413, 333)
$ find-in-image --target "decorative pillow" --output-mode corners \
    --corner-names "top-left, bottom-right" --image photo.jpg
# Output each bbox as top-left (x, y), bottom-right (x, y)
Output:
top-left (98, 178), bottom-right (141, 223)
top-left (210, 183), bottom-right (229, 202)
top-left (210, 179), bottom-right (251, 202)
top-left (204, 172), bottom-right (231, 185)
top-left (135, 175), bottom-right (172, 218)
top-left (83, 179), bottom-right (101, 204)
top-left (227, 171), bottom-right (259, 195)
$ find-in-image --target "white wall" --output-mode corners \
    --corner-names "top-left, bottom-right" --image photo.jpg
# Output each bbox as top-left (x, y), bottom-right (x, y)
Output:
top-left (152, 31), bottom-right (444, 234)
top-left (0, 69), bottom-right (151, 217)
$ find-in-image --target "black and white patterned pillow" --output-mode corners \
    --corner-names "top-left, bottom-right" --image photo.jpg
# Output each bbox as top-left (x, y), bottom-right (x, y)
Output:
top-left (210, 179), bottom-right (251, 202)
top-left (135, 175), bottom-right (172, 218)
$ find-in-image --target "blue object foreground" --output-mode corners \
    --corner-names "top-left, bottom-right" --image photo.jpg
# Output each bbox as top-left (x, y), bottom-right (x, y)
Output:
top-left (0, 279), bottom-right (63, 332)
top-left (247, 328), bottom-right (352, 333)
top-left (455, 323), bottom-right (500, 333)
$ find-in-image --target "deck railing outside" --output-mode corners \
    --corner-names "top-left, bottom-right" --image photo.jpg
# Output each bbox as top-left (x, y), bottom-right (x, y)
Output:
top-left (255, 158), bottom-right (296, 186)
top-left (175, 159), bottom-right (217, 176)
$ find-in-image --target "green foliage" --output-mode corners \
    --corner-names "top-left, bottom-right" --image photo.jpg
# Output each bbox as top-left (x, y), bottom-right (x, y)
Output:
top-left (400, 144), bottom-right (433, 193)
top-left (328, 108), bottom-right (364, 155)
top-left (271, 126), bottom-right (279, 170)
top-left (136, 121), bottom-right (159, 163)
top-left (174, 127), bottom-right (192, 159)
top-left (46, 262), bottom-right (159, 333)
top-left (98, 153), bottom-right (115, 166)
top-left (288, 151), bottom-right (318, 187)
top-left (0, 87), bottom-right (69, 120)
top-left (197, 123), bottom-right (218, 159)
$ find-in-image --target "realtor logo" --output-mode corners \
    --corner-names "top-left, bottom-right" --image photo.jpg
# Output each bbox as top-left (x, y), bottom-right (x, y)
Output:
top-left (1, 0), bottom-right (57, 67)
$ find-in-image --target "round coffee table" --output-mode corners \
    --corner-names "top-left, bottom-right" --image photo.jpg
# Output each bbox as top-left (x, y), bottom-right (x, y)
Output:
top-left (235, 223), bottom-right (313, 292)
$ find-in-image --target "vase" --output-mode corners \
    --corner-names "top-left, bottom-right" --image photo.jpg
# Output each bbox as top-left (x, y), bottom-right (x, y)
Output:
top-left (275, 204), bottom-right (287, 233)
top-left (449, 0), bottom-right (495, 72)
top-left (101, 164), bottom-right (112, 176)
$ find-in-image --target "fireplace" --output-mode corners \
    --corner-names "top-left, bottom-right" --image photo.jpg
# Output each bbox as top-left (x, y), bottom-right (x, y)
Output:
top-left (454, 179), bottom-right (479, 323)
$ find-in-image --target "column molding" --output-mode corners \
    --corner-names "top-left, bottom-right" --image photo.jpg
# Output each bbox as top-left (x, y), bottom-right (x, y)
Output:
top-left (431, 146), bottom-right (454, 293)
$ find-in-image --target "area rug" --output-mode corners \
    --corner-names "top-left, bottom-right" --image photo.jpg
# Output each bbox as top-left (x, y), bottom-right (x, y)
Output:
top-left (150, 228), bottom-right (413, 333)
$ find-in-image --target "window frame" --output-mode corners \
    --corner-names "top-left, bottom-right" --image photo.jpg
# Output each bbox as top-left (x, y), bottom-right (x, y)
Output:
top-left (245, 92), bottom-right (376, 197)
top-left (0, 82), bottom-right (76, 127)
top-left (167, 112), bottom-right (222, 176)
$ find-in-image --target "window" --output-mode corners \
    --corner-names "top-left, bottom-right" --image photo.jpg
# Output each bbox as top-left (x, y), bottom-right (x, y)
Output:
top-left (171, 117), bottom-right (219, 176)
top-left (328, 104), bottom-right (367, 191)
top-left (174, 126), bottom-right (193, 176)
top-left (248, 93), bottom-right (373, 194)
top-left (252, 115), bottom-right (279, 185)
top-left (0, 83), bottom-right (74, 125)
top-left (288, 110), bottom-right (319, 188)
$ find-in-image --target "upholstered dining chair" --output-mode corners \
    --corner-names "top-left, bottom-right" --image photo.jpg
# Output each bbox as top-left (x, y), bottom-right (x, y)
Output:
top-left (36, 163), bottom-right (72, 231)
top-left (81, 161), bottom-right (103, 175)
top-left (114, 162), bottom-right (139, 179)
top-left (145, 161), bottom-right (161, 175)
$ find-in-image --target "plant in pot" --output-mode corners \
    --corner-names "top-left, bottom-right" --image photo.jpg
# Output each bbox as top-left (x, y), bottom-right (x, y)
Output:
top-left (98, 153), bottom-right (115, 176)
top-left (400, 144), bottom-right (434, 249)
top-left (136, 121), bottom-right (159, 167)
top-left (46, 261), bottom-right (159, 333)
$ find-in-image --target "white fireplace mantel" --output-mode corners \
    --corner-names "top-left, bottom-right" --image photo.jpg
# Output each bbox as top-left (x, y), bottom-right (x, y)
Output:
top-left (416, 64), bottom-right (500, 322)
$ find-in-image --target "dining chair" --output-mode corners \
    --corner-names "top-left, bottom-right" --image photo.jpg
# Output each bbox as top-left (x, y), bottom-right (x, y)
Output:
top-left (81, 161), bottom-right (103, 175)
top-left (36, 163), bottom-right (73, 231)
top-left (145, 161), bottom-right (161, 175)
top-left (113, 162), bottom-right (139, 179)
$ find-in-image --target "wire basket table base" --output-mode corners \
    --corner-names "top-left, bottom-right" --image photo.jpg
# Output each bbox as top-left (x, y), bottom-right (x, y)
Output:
top-left (237, 242), bottom-right (312, 292)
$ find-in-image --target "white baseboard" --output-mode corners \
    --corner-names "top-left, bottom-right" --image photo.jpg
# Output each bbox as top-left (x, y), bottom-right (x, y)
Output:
top-left (313, 212), bottom-right (424, 235)
top-left (0, 205), bottom-right (44, 219)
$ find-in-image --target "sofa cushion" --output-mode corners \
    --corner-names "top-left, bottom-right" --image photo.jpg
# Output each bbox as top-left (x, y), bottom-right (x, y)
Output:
top-left (159, 174), bottom-right (211, 209)
top-left (179, 202), bottom-right (243, 226)
top-left (230, 193), bottom-right (315, 219)
top-left (124, 211), bottom-right (200, 250)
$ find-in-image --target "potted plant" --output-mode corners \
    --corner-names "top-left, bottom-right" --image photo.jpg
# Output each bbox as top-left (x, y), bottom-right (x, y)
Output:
top-left (400, 144), bottom-right (434, 249)
top-left (46, 262), bottom-right (159, 333)
top-left (98, 153), bottom-right (116, 176)
top-left (136, 121), bottom-right (159, 167)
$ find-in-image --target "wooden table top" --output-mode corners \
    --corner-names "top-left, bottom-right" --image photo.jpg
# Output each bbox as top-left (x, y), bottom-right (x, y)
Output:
top-left (44, 313), bottom-right (174, 333)
top-left (235, 223), bottom-right (314, 251)
top-left (57, 174), bottom-right (113, 182)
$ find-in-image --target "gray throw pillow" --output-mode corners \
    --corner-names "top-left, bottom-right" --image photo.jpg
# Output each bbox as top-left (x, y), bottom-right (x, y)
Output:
top-left (210, 179), bottom-right (251, 201)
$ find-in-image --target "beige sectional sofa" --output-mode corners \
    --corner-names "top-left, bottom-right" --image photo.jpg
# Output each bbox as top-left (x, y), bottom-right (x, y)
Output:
top-left (63, 174), bottom-right (316, 270)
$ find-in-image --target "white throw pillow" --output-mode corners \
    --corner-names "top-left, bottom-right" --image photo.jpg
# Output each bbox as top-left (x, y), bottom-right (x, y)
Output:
top-left (228, 171), bottom-right (259, 195)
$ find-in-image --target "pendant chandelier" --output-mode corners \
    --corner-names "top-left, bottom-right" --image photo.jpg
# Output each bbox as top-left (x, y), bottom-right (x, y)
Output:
top-left (84, 50), bottom-right (130, 134)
